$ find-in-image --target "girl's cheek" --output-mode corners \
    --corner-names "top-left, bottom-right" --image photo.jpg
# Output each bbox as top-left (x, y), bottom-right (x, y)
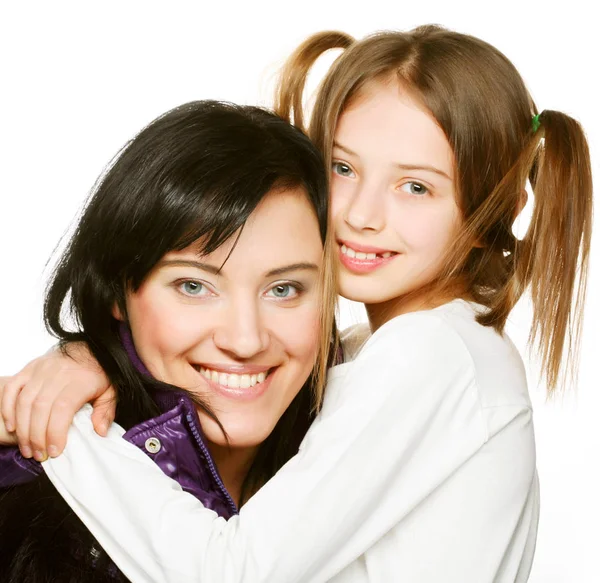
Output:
top-left (329, 180), bottom-right (352, 220)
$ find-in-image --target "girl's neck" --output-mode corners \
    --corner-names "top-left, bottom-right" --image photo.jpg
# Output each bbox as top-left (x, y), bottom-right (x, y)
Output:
top-left (366, 280), bottom-right (472, 331)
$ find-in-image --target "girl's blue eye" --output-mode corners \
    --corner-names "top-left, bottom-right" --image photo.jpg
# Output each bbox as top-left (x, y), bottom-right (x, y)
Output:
top-left (332, 162), bottom-right (355, 178)
top-left (401, 181), bottom-right (429, 196)
top-left (267, 284), bottom-right (299, 299)
top-left (180, 281), bottom-right (209, 296)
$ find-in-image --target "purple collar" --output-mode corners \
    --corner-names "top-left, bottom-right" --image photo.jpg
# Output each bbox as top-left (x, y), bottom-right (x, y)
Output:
top-left (119, 322), bottom-right (151, 377)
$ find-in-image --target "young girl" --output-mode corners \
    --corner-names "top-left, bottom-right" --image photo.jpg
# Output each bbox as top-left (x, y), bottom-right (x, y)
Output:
top-left (0, 99), bottom-right (337, 580)
top-left (1, 25), bottom-right (592, 582)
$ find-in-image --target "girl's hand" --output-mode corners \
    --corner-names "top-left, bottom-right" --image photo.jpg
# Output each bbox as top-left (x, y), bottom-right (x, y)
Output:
top-left (0, 378), bottom-right (18, 445)
top-left (0, 344), bottom-right (116, 460)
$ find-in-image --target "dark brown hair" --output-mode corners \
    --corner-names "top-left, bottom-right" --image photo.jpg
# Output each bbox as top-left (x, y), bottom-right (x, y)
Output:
top-left (275, 26), bottom-right (593, 392)
top-left (0, 101), bottom-right (334, 581)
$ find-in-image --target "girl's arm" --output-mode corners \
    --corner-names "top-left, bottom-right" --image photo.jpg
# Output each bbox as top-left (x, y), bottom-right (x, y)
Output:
top-left (43, 313), bottom-right (536, 583)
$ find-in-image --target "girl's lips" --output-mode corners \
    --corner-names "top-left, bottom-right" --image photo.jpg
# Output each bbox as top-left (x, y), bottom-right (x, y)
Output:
top-left (338, 243), bottom-right (398, 274)
top-left (337, 239), bottom-right (396, 255)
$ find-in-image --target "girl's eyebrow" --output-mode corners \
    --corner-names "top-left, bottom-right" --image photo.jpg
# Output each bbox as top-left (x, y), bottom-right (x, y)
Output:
top-left (332, 141), bottom-right (358, 157)
top-left (395, 163), bottom-right (452, 181)
top-left (156, 259), bottom-right (318, 278)
top-left (333, 140), bottom-right (452, 181)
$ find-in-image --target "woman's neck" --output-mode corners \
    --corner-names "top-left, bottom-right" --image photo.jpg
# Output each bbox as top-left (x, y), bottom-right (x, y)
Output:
top-left (207, 442), bottom-right (259, 507)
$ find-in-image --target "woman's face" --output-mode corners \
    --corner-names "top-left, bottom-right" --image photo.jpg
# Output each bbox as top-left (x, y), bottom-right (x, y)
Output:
top-left (329, 81), bottom-right (462, 319)
top-left (124, 187), bottom-right (323, 457)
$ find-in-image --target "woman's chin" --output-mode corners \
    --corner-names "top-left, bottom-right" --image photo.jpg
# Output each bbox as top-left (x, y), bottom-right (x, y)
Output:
top-left (200, 415), bottom-right (272, 452)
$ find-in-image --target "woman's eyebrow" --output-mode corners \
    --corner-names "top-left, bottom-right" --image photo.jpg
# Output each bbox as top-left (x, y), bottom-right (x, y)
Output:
top-left (156, 260), bottom-right (318, 278)
top-left (156, 259), bottom-right (221, 274)
top-left (265, 263), bottom-right (319, 277)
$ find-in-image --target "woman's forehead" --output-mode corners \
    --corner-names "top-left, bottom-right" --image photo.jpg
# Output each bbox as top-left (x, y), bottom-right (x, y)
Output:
top-left (161, 189), bottom-right (323, 277)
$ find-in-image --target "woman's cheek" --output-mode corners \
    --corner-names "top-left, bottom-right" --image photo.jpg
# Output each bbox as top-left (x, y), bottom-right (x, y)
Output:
top-left (284, 304), bottom-right (321, 363)
top-left (128, 286), bottom-right (196, 356)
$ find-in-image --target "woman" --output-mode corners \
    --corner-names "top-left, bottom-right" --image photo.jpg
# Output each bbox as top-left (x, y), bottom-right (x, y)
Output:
top-left (1, 25), bottom-right (593, 581)
top-left (0, 99), bottom-right (336, 580)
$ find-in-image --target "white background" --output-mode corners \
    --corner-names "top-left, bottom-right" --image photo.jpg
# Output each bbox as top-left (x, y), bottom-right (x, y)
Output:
top-left (0, 2), bottom-right (598, 581)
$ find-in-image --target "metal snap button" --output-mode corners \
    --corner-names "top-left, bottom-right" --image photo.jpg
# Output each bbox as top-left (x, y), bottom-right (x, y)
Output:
top-left (144, 437), bottom-right (162, 454)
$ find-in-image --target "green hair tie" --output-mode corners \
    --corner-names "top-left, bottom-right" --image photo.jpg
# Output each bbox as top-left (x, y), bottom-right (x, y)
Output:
top-left (532, 113), bottom-right (541, 133)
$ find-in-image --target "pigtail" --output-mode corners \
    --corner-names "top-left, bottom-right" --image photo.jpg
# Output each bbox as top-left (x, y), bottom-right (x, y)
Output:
top-left (518, 110), bottom-right (593, 391)
top-left (437, 108), bottom-right (592, 392)
top-left (274, 31), bottom-right (353, 131)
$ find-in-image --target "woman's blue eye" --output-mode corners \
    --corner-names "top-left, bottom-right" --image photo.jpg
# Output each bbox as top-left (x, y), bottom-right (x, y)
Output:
top-left (401, 182), bottom-right (429, 196)
top-left (180, 281), bottom-right (208, 296)
top-left (332, 162), bottom-right (355, 178)
top-left (268, 284), bottom-right (298, 299)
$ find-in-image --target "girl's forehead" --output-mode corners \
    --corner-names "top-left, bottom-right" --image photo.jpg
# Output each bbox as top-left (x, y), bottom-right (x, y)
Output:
top-left (334, 84), bottom-right (454, 177)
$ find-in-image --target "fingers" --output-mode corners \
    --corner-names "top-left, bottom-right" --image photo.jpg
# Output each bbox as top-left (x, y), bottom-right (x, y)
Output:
top-left (23, 379), bottom-right (114, 459)
top-left (0, 377), bottom-right (18, 445)
top-left (44, 381), bottom-right (98, 456)
top-left (1, 375), bottom-right (25, 434)
top-left (1, 344), bottom-right (112, 460)
top-left (90, 387), bottom-right (117, 437)
top-left (16, 377), bottom-right (65, 459)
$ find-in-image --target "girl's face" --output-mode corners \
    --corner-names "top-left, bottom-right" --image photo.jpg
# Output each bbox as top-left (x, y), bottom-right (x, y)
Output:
top-left (124, 188), bottom-right (322, 460)
top-left (330, 81), bottom-right (462, 322)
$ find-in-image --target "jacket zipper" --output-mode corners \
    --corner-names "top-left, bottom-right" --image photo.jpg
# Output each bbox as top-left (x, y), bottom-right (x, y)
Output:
top-left (185, 410), bottom-right (239, 516)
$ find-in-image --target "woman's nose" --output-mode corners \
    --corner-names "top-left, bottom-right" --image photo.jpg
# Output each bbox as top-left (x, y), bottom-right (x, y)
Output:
top-left (212, 300), bottom-right (270, 359)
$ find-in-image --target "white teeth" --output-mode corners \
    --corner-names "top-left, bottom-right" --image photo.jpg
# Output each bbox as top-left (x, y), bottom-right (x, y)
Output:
top-left (341, 244), bottom-right (391, 261)
top-left (198, 367), bottom-right (269, 388)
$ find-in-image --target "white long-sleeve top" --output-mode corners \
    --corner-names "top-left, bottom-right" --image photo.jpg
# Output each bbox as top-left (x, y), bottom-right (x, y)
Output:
top-left (43, 300), bottom-right (539, 582)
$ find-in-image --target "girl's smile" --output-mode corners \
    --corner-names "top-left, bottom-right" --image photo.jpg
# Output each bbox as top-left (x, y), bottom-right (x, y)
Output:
top-left (338, 240), bottom-right (398, 274)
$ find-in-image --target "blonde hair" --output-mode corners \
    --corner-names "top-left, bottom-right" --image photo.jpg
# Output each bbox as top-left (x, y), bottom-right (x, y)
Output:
top-left (275, 26), bottom-right (593, 393)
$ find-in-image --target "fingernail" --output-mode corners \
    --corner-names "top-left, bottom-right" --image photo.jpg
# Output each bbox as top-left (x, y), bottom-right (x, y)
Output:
top-left (20, 445), bottom-right (32, 458)
top-left (48, 445), bottom-right (59, 457)
top-left (5, 422), bottom-right (14, 433)
top-left (33, 450), bottom-right (48, 462)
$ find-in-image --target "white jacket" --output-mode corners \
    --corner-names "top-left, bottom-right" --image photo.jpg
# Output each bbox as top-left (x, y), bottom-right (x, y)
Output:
top-left (44, 300), bottom-right (539, 582)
